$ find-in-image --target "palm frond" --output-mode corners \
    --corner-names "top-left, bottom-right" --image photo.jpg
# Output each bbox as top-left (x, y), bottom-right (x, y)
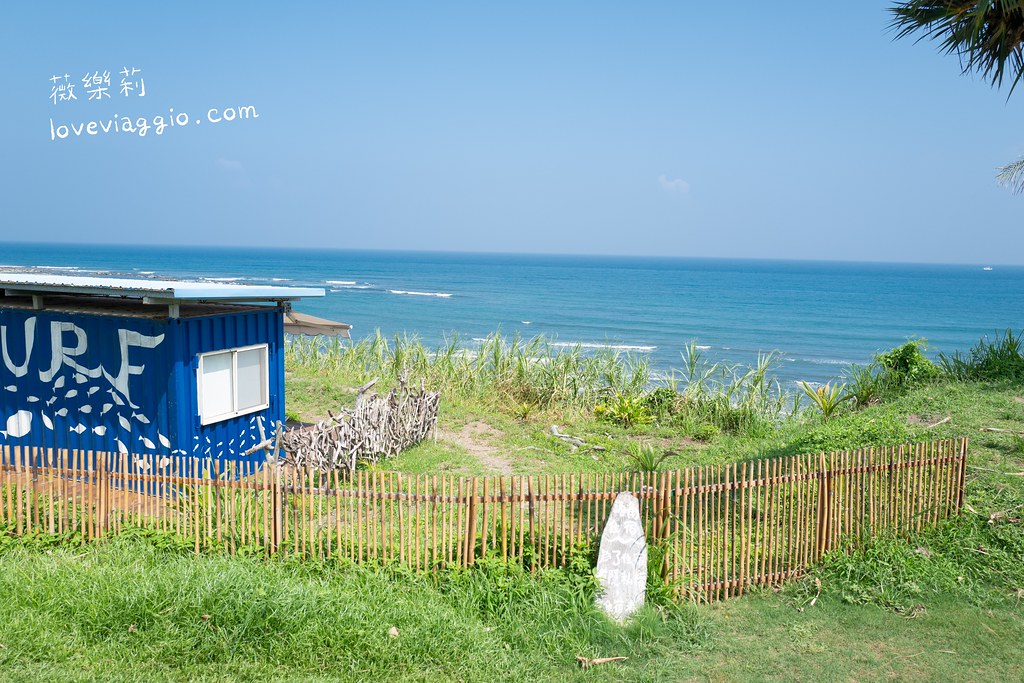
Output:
top-left (996, 156), bottom-right (1024, 193)
top-left (889, 1), bottom-right (1024, 96)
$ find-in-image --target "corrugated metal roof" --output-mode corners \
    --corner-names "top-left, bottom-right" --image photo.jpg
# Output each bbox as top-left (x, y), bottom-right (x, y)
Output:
top-left (0, 272), bottom-right (324, 302)
top-left (283, 309), bottom-right (352, 337)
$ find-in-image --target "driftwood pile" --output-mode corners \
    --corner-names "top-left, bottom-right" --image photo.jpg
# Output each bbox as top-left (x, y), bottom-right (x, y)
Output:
top-left (278, 375), bottom-right (439, 473)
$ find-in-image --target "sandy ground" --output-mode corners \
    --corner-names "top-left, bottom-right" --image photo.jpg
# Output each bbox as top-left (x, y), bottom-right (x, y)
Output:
top-left (436, 420), bottom-right (512, 474)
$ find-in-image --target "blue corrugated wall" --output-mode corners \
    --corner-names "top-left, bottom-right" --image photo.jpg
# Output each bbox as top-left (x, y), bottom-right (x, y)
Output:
top-left (173, 307), bottom-right (285, 464)
top-left (0, 305), bottom-right (284, 464)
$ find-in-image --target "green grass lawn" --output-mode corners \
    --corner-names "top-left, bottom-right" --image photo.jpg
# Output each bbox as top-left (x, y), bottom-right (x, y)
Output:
top-left (1, 340), bottom-right (1022, 681)
top-left (0, 537), bottom-right (1019, 682)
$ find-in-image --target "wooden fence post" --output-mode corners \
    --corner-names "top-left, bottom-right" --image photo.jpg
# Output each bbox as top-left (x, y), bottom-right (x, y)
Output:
top-left (96, 452), bottom-right (109, 537)
top-left (815, 452), bottom-right (833, 557)
top-left (271, 463), bottom-right (282, 554)
top-left (956, 437), bottom-right (968, 514)
top-left (464, 477), bottom-right (478, 566)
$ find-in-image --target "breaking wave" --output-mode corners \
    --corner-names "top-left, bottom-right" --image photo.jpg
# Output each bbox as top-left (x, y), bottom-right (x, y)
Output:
top-left (389, 290), bottom-right (453, 298)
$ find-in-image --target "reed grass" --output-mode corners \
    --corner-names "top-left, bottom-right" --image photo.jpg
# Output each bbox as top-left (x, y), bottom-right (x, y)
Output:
top-left (288, 331), bottom-right (652, 411)
top-left (288, 335), bottom-right (796, 438)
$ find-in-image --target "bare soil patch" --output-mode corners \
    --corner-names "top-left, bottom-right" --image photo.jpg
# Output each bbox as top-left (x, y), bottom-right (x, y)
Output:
top-left (437, 420), bottom-right (512, 474)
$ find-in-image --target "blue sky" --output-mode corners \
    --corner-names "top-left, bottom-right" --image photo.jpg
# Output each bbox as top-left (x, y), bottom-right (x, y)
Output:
top-left (2, 2), bottom-right (1021, 263)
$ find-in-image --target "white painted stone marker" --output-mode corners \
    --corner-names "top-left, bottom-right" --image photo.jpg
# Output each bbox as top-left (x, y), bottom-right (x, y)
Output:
top-left (595, 491), bottom-right (647, 622)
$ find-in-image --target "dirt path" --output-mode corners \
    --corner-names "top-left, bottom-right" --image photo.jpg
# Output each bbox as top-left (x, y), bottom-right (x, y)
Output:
top-left (437, 420), bottom-right (512, 474)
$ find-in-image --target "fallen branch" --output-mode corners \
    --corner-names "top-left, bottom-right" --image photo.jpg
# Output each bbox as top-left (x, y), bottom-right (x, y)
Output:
top-left (980, 426), bottom-right (1024, 436)
top-left (925, 416), bottom-right (951, 429)
top-left (576, 656), bottom-right (628, 669)
top-left (551, 425), bottom-right (586, 447)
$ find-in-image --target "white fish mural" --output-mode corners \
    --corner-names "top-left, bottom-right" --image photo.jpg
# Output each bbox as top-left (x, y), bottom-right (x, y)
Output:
top-left (74, 373), bottom-right (87, 384)
top-left (158, 433), bottom-right (171, 448)
top-left (118, 415), bottom-right (131, 431)
top-left (46, 397), bottom-right (56, 407)
top-left (138, 435), bottom-right (156, 450)
top-left (55, 408), bottom-right (68, 417)
top-left (79, 405), bottom-right (92, 414)
top-left (132, 412), bottom-right (150, 424)
top-left (65, 389), bottom-right (78, 399)
top-left (70, 424), bottom-right (86, 434)
top-left (100, 403), bottom-right (113, 416)
top-left (27, 396), bottom-right (39, 403)
top-left (87, 387), bottom-right (99, 396)
top-left (114, 438), bottom-right (128, 454)
top-left (4, 385), bottom-right (15, 392)
top-left (42, 414), bottom-right (53, 430)
top-left (92, 426), bottom-right (106, 436)
top-left (6, 411), bottom-right (32, 438)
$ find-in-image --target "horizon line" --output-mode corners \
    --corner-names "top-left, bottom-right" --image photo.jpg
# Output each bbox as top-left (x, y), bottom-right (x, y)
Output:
top-left (0, 239), bottom-right (1014, 269)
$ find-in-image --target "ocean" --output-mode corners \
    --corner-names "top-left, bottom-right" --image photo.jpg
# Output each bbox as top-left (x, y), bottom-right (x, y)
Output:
top-left (1, 242), bottom-right (1020, 387)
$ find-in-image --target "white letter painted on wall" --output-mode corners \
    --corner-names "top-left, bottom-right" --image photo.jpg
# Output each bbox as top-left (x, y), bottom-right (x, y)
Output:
top-left (102, 329), bottom-right (165, 408)
top-left (1, 318), bottom-right (35, 377)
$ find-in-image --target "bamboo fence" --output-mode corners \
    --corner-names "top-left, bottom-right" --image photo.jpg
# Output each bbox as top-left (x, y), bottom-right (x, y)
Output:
top-left (0, 437), bottom-right (966, 603)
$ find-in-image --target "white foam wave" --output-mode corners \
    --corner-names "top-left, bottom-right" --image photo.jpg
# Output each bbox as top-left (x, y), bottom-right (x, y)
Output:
top-left (326, 280), bottom-right (356, 285)
top-left (804, 358), bottom-right (852, 365)
top-left (271, 278), bottom-right (290, 282)
top-left (695, 345), bottom-right (712, 350)
top-left (389, 290), bottom-right (452, 298)
top-left (33, 265), bottom-right (80, 270)
top-left (202, 276), bottom-right (243, 282)
top-left (549, 341), bottom-right (656, 352)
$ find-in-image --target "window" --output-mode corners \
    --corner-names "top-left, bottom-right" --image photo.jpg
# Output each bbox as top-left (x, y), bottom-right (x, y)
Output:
top-left (197, 344), bottom-right (269, 425)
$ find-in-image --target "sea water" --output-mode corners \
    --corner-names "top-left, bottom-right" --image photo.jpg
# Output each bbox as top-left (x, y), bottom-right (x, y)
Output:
top-left (1, 242), bottom-right (1020, 386)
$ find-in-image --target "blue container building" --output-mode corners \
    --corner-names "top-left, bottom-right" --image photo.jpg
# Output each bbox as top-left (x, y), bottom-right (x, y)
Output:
top-left (0, 273), bottom-right (324, 464)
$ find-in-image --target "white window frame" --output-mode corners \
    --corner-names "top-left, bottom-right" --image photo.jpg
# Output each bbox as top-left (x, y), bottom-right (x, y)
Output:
top-left (196, 343), bottom-right (270, 425)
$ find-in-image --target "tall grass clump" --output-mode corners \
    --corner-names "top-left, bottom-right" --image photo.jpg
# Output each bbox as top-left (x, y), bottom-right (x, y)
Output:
top-left (661, 342), bottom-right (793, 437)
top-left (287, 331), bottom-right (651, 412)
top-left (939, 329), bottom-right (1024, 383)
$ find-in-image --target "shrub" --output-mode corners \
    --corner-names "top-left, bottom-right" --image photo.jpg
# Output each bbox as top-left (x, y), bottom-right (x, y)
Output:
top-left (643, 386), bottom-right (678, 418)
top-left (595, 392), bottom-right (654, 428)
top-left (875, 339), bottom-right (939, 391)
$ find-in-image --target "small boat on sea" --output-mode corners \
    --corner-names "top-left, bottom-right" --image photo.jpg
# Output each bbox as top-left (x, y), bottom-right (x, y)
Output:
top-left (983, 266), bottom-right (994, 271)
